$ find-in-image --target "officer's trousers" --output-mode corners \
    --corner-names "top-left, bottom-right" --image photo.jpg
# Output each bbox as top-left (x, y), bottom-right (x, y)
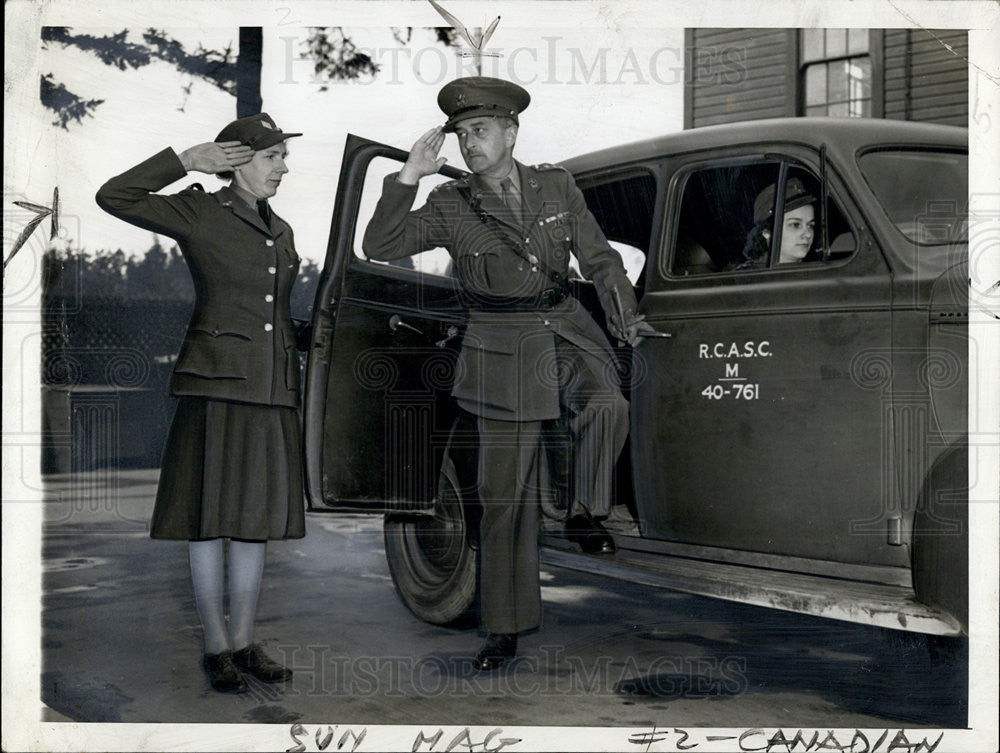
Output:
top-left (477, 338), bottom-right (629, 635)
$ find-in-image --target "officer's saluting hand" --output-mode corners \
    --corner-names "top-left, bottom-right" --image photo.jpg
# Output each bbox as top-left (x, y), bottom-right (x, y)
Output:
top-left (398, 127), bottom-right (448, 185)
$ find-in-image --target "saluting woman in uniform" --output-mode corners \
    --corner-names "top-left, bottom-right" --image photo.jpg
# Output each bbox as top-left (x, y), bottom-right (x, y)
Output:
top-left (96, 113), bottom-right (307, 693)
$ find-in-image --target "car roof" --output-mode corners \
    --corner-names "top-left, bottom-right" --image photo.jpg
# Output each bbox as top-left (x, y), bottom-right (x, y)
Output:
top-left (559, 117), bottom-right (968, 173)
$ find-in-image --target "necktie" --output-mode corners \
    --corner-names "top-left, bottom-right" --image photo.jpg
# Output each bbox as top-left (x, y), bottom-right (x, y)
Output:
top-left (256, 199), bottom-right (271, 229)
top-left (499, 177), bottom-right (522, 223)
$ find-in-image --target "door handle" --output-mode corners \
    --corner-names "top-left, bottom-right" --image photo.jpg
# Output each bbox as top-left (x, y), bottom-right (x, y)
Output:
top-left (636, 329), bottom-right (672, 338)
top-left (389, 314), bottom-right (423, 336)
top-left (436, 325), bottom-right (459, 348)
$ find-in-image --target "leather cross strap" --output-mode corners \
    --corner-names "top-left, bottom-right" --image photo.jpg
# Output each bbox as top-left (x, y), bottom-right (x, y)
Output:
top-left (458, 185), bottom-right (570, 295)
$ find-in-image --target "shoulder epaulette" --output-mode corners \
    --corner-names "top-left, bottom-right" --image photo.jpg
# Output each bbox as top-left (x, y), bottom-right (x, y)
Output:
top-left (533, 163), bottom-right (565, 172)
top-left (430, 177), bottom-right (468, 193)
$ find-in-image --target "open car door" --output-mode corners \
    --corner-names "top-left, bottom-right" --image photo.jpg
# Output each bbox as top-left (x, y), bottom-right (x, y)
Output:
top-left (303, 134), bottom-right (471, 515)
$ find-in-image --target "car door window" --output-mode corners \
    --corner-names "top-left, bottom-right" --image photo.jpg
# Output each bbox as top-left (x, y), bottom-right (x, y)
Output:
top-left (670, 159), bottom-right (856, 277)
top-left (578, 170), bottom-right (657, 286)
top-left (354, 155), bottom-right (457, 279)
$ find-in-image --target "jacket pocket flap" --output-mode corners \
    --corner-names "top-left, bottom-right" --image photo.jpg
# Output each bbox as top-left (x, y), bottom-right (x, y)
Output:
top-left (189, 326), bottom-right (253, 341)
top-left (461, 325), bottom-right (521, 355)
top-left (174, 331), bottom-right (250, 379)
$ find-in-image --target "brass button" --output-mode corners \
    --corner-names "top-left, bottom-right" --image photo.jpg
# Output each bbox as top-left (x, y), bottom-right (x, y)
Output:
top-left (264, 323), bottom-right (273, 332)
top-left (265, 294), bottom-right (274, 303)
top-left (267, 266), bottom-right (276, 274)
top-left (265, 239), bottom-right (275, 247)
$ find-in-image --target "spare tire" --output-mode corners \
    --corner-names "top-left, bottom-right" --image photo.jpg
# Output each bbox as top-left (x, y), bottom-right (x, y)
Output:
top-left (384, 456), bottom-right (477, 625)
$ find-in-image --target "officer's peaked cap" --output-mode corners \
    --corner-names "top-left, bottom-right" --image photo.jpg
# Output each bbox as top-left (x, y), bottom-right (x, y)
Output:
top-left (438, 77), bottom-right (530, 133)
top-left (214, 113), bottom-right (302, 151)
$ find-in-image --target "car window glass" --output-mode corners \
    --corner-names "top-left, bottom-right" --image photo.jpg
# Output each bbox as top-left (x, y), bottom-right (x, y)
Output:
top-left (670, 161), bottom-right (856, 277)
top-left (857, 149), bottom-right (968, 245)
top-left (579, 171), bottom-right (655, 286)
top-left (354, 156), bottom-right (456, 279)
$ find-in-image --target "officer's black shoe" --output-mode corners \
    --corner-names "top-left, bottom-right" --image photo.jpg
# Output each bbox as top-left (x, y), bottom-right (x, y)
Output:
top-left (232, 643), bottom-right (293, 683)
top-left (203, 650), bottom-right (249, 693)
top-left (565, 513), bottom-right (616, 555)
top-left (475, 633), bottom-right (517, 671)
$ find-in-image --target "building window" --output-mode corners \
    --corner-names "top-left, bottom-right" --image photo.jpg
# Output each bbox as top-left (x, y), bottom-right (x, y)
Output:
top-left (801, 29), bottom-right (872, 117)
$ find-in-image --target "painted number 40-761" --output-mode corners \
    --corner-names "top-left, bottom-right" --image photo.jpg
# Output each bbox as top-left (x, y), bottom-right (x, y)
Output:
top-left (702, 383), bottom-right (760, 400)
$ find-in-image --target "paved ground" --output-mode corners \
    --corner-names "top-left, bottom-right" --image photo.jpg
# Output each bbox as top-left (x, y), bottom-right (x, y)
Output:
top-left (39, 469), bottom-right (967, 733)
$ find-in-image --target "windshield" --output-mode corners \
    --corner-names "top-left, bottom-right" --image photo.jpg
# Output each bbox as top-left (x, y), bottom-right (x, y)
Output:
top-left (857, 149), bottom-right (967, 245)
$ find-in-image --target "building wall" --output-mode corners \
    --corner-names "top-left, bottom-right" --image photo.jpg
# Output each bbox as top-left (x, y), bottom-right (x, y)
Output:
top-left (881, 29), bottom-right (968, 127)
top-left (685, 28), bottom-right (968, 128)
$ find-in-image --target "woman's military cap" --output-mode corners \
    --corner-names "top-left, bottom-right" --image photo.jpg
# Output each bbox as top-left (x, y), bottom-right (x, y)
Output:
top-left (437, 77), bottom-right (531, 133)
top-left (753, 177), bottom-right (816, 225)
top-left (214, 113), bottom-right (302, 151)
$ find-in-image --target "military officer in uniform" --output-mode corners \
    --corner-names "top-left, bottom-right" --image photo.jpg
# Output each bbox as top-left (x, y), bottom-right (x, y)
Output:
top-left (97, 113), bottom-right (306, 693)
top-left (363, 77), bottom-right (650, 670)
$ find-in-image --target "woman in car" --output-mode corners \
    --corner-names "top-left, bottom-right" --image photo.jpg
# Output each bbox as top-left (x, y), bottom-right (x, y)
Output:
top-left (96, 113), bottom-right (306, 694)
top-left (738, 177), bottom-right (818, 268)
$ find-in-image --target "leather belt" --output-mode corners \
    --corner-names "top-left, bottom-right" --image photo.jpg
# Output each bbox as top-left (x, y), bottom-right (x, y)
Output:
top-left (471, 287), bottom-right (569, 311)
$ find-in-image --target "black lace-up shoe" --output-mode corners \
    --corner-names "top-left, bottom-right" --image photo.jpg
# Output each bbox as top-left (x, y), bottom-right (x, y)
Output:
top-left (475, 633), bottom-right (518, 671)
top-left (203, 651), bottom-right (249, 693)
top-left (564, 512), bottom-right (616, 554)
top-left (232, 643), bottom-right (293, 683)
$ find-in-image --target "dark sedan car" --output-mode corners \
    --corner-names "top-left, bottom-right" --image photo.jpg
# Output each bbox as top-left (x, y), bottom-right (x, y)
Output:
top-left (302, 117), bottom-right (968, 649)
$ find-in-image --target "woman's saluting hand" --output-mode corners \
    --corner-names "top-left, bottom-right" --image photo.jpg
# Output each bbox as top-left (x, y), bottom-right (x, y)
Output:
top-left (179, 141), bottom-right (254, 174)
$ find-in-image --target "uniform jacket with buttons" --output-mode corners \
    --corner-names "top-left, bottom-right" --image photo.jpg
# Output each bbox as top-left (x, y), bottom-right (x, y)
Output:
top-left (363, 161), bottom-right (637, 421)
top-left (96, 148), bottom-right (301, 407)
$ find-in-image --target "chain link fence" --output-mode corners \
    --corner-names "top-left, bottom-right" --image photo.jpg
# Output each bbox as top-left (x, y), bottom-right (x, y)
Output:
top-left (40, 249), bottom-right (320, 474)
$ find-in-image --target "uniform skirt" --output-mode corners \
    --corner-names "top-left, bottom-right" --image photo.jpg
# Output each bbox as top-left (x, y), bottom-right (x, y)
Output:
top-left (150, 397), bottom-right (306, 541)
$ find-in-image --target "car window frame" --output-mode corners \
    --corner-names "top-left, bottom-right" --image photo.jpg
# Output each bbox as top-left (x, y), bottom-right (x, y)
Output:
top-left (656, 150), bottom-right (862, 286)
top-left (345, 147), bottom-right (470, 289)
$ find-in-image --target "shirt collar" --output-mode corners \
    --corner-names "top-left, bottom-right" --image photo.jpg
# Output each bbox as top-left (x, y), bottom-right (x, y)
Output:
top-left (473, 162), bottom-right (521, 196)
top-left (229, 183), bottom-right (262, 209)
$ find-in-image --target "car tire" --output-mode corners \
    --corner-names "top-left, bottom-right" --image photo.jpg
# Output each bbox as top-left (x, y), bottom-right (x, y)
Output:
top-left (384, 456), bottom-right (477, 626)
top-left (912, 442), bottom-right (968, 636)
top-left (925, 633), bottom-right (968, 668)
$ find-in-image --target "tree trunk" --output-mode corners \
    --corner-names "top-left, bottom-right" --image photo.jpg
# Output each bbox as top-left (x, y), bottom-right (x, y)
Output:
top-left (237, 27), bottom-right (263, 117)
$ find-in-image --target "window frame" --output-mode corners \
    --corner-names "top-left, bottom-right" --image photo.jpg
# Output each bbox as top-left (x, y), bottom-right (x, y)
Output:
top-left (347, 149), bottom-right (468, 285)
top-left (657, 150), bottom-right (861, 284)
top-left (796, 29), bottom-right (883, 119)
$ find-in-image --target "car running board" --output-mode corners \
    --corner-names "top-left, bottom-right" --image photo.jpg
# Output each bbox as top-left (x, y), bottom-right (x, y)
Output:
top-left (538, 536), bottom-right (963, 637)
